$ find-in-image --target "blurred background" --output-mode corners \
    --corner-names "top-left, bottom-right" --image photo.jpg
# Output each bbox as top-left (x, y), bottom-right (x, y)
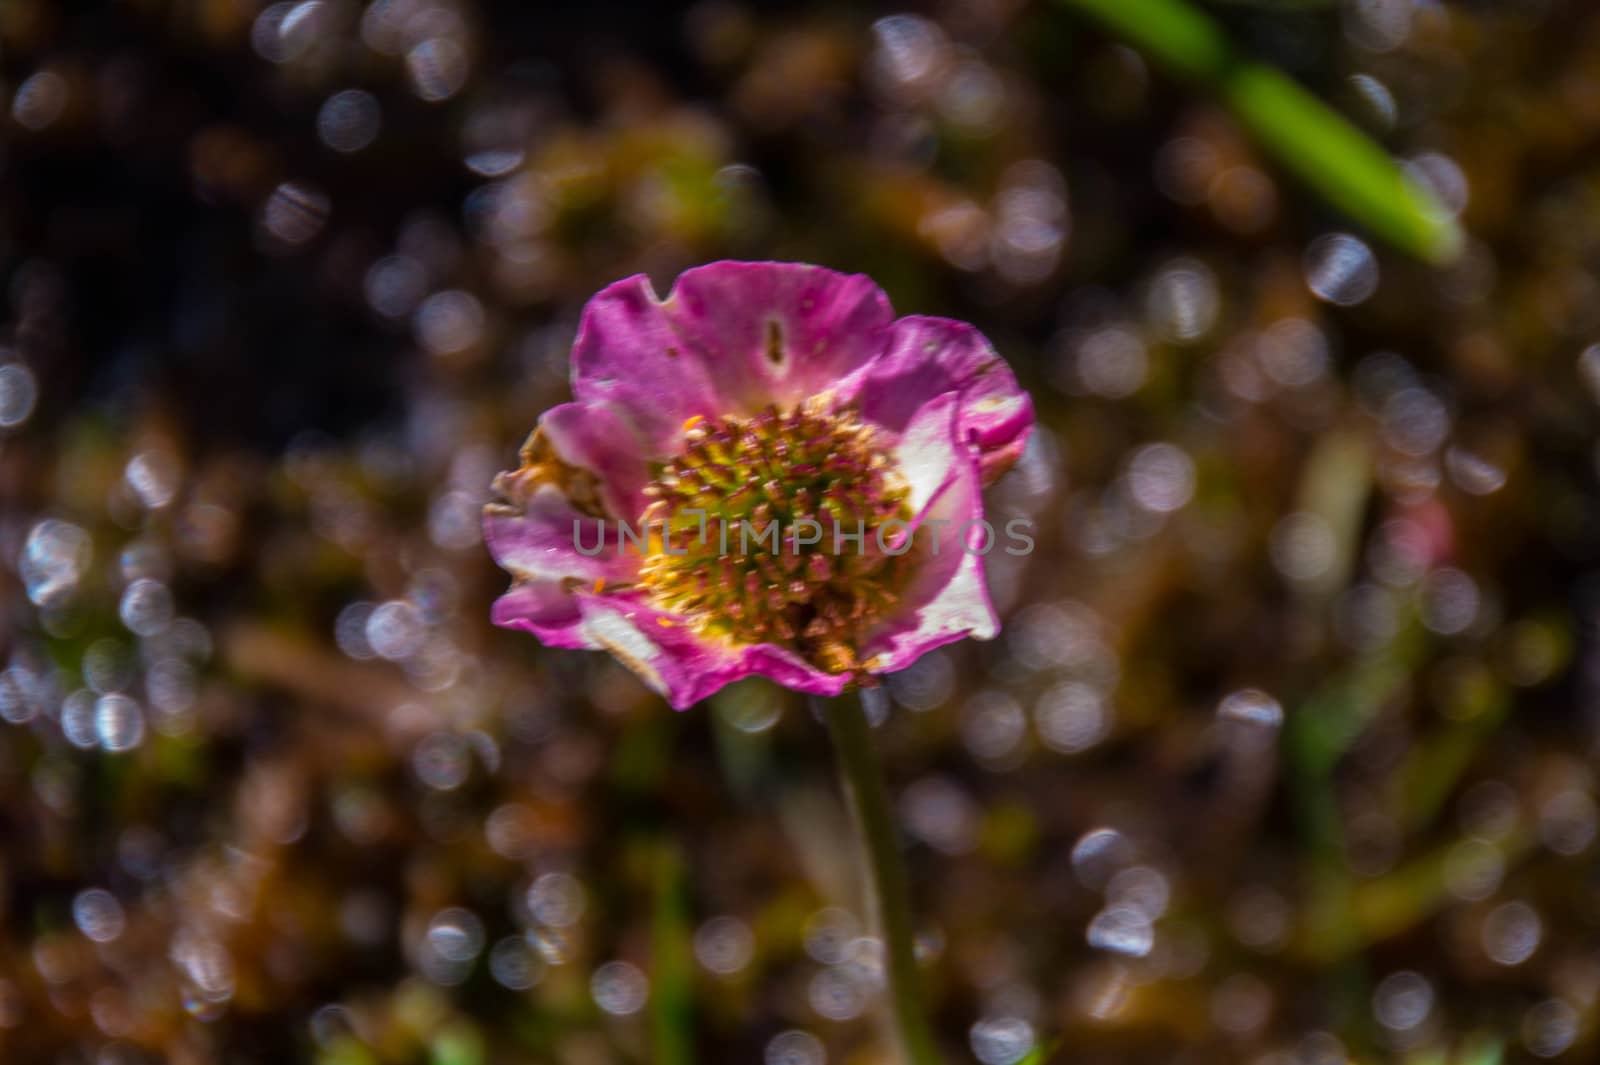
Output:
top-left (2, 0), bottom-right (1600, 1062)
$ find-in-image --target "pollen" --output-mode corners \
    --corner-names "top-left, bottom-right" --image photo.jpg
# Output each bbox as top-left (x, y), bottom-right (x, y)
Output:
top-left (637, 402), bottom-right (914, 675)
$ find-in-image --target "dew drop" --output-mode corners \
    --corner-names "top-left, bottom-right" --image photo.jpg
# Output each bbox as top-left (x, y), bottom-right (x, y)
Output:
top-left (808, 966), bottom-right (867, 1021)
top-left (1107, 865), bottom-right (1171, 920)
top-left (0, 363), bottom-right (39, 428)
top-left (970, 1016), bottom-right (1035, 1065)
top-left (406, 38), bottom-right (470, 102)
top-left (802, 907), bottom-right (862, 966)
top-left (1348, 74), bottom-right (1398, 128)
top-left (366, 600), bottom-right (425, 660)
top-left (1522, 999), bottom-right (1578, 1058)
top-left (693, 916), bottom-right (755, 975)
top-left (261, 182), bottom-right (330, 245)
top-left (94, 694), bottom-right (145, 753)
top-left (1035, 681), bottom-right (1110, 753)
top-left (119, 579), bottom-right (175, 638)
top-left (125, 451), bottom-right (180, 508)
top-left (317, 89), bottom-right (382, 153)
top-left (412, 732), bottom-right (469, 791)
top-left (489, 935), bottom-right (543, 990)
top-left (426, 907), bottom-right (485, 963)
top-left (1538, 789), bottom-right (1598, 855)
top-left (21, 520), bottom-right (91, 606)
top-left (72, 889), bottom-right (126, 943)
top-left (0, 669), bottom-right (38, 725)
top-left (1217, 689), bottom-right (1283, 728)
top-left (526, 872), bottom-right (586, 928)
top-left (1443, 447), bottom-right (1506, 495)
top-left (13, 71), bottom-right (69, 130)
top-left (1074, 326), bottom-right (1147, 399)
top-left (1145, 258), bottom-right (1219, 342)
top-left (591, 960), bottom-right (649, 1016)
top-left (1071, 827), bottom-right (1134, 891)
top-left (1126, 443), bottom-right (1195, 513)
top-left (1482, 900), bottom-right (1541, 966)
top-left (365, 255), bottom-right (428, 320)
top-left (414, 290), bottom-right (485, 356)
top-left (765, 1029), bottom-right (826, 1065)
top-left (1087, 905), bottom-right (1154, 957)
top-left (61, 690), bottom-right (98, 749)
top-left (1305, 233), bottom-right (1379, 306)
top-left (1372, 970), bottom-right (1433, 1032)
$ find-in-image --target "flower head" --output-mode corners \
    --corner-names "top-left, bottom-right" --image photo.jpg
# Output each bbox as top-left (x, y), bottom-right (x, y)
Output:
top-left (484, 261), bottom-right (1033, 709)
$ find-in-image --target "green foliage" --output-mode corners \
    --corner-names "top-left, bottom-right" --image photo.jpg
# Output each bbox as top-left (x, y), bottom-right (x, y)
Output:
top-left (1061, 0), bottom-right (1463, 262)
top-left (651, 842), bottom-right (696, 1065)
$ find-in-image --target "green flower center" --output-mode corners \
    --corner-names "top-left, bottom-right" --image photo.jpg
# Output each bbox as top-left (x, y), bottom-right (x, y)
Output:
top-left (637, 403), bottom-right (914, 673)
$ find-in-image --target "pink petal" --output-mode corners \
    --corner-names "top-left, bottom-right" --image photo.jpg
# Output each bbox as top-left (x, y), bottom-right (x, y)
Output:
top-left (484, 479), bottom-right (856, 703)
top-left (860, 395), bottom-right (1000, 673)
top-left (539, 400), bottom-right (654, 520)
top-left (483, 481), bottom-right (645, 653)
top-left (559, 592), bottom-right (852, 710)
top-left (568, 263), bottom-right (894, 460)
top-left (490, 578), bottom-right (590, 649)
top-left (482, 483), bottom-right (637, 586)
top-left (845, 315), bottom-right (1033, 483)
top-left (659, 261), bottom-right (895, 413)
top-left (569, 273), bottom-right (725, 459)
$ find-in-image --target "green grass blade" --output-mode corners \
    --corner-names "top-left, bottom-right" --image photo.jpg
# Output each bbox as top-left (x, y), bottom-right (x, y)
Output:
top-left (650, 841), bottom-right (696, 1065)
top-left (1059, 0), bottom-right (1463, 263)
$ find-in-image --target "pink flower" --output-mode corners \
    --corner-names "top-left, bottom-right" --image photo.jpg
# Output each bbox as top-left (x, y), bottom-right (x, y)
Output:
top-left (484, 261), bottom-right (1033, 709)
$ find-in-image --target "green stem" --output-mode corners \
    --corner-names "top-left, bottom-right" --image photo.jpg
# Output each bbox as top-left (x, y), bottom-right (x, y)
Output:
top-left (816, 687), bottom-right (943, 1065)
top-left (650, 840), bottom-right (695, 1065)
top-left (1058, 0), bottom-right (1462, 264)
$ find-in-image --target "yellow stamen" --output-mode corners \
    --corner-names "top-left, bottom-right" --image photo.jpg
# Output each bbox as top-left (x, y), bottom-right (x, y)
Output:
top-left (636, 404), bottom-right (913, 675)
top-left (656, 617), bottom-right (676, 628)
top-left (592, 577), bottom-right (606, 594)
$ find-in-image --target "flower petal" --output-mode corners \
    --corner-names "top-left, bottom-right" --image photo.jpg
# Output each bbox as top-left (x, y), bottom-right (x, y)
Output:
top-left (482, 483), bottom-right (636, 586)
top-left (562, 593), bottom-right (852, 710)
top-left (487, 474), bottom-right (680, 656)
top-left (538, 400), bottom-right (654, 520)
top-left (569, 273), bottom-right (725, 459)
top-left (846, 315), bottom-right (1033, 483)
top-left (861, 395), bottom-right (1000, 673)
top-left (489, 578), bottom-right (591, 649)
top-left (660, 261), bottom-right (895, 413)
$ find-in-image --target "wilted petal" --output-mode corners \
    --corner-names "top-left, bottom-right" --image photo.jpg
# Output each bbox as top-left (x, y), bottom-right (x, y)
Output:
top-left (861, 396), bottom-right (999, 672)
top-left (484, 488), bottom-right (621, 579)
top-left (562, 593), bottom-right (852, 709)
top-left (490, 577), bottom-right (590, 649)
top-left (570, 273), bottom-right (725, 459)
top-left (846, 315), bottom-right (1033, 482)
top-left (539, 400), bottom-right (654, 519)
top-left (485, 479), bottom-right (649, 651)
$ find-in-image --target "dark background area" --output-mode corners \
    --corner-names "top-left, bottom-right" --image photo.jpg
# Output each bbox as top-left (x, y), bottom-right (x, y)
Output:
top-left (2, 0), bottom-right (1600, 1063)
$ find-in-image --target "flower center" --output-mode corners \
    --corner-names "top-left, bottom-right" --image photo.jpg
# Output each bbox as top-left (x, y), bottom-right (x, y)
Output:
top-left (637, 403), bottom-right (913, 673)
